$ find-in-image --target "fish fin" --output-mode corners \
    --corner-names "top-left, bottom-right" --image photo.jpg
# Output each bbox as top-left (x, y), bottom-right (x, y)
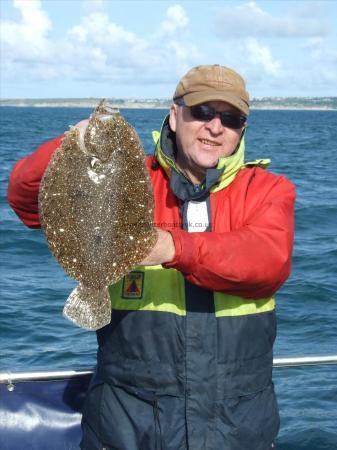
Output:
top-left (63, 283), bottom-right (111, 331)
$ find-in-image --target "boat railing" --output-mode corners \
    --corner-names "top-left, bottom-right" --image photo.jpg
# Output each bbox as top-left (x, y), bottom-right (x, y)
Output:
top-left (1, 355), bottom-right (337, 386)
top-left (273, 355), bottom-right (337, 367)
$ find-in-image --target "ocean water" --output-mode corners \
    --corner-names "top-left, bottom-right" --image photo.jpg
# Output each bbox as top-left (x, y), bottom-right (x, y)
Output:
top-left (1, 107), bottom-right (337, 449)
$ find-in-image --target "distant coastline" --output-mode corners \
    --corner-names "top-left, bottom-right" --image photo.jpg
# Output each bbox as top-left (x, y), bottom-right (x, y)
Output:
top-left (1, 97), bottom-right (336, 110)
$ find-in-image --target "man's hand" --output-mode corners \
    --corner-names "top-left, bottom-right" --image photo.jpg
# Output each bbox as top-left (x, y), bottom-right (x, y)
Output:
top-left (75, 119), bottom-right (89, 131)
top-left (140, 228), bottom-right (175, 266)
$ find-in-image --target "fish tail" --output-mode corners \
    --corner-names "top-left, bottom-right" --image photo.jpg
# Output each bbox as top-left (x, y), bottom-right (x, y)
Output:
top-left (63, 283), bottom-right (111, 330)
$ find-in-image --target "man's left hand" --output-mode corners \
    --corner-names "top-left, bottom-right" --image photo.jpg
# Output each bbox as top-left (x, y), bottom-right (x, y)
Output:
top-left (140, 228), bottom-right (175, 266)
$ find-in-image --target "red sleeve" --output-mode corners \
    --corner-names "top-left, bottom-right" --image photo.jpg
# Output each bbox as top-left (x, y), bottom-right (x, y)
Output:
top-left (164, 176), bottom-right (296, 299)
top-left (7, 136), bottom-right (64, 228)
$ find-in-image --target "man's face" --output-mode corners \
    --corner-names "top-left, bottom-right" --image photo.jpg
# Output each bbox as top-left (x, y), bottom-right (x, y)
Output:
top-left (169, 100), bottom-right (245, 182)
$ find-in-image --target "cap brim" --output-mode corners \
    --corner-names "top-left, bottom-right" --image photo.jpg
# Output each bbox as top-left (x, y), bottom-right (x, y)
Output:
top-left (182, 90), bottom-right (249, 116)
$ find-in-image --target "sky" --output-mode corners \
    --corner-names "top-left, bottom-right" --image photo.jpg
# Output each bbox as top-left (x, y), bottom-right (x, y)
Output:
top-left (1, 0), bottom-right (337, 99)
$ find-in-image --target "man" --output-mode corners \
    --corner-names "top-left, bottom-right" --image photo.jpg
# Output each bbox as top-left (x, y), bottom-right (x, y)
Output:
top-left (8, 65), bottom-right (295, 450)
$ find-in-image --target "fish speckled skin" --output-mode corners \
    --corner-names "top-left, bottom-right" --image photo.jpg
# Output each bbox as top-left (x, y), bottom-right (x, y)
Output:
top-left (39, 101), bottom-right (157, 329)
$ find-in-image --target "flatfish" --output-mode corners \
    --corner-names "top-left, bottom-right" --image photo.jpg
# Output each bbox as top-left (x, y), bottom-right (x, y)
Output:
top-left (39, 101), bottom-right (157, 330)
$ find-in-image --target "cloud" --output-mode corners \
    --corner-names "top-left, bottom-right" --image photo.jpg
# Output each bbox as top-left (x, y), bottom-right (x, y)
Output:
top-left (83, 0), bottom-right (104, 9)
top-left (1, 0), bottom-right (52, 59)
top-left (214, 1), bottom-right (328, 38)
top-left (1, 1), bottom-right (200, 90)
top-left (67, 12), bottom-right (139, 47)
top-left (210, 1), bottom-right (336, 93)
top-left (301, 37), bottom-right (324, 50)
top-left (301, 36), bottom-right (337, 65)
top-left (161, 5), bottom-right (189, 34)
top-left (2, 1), bottom-right (335, 97)
top-left (244, 39), bottom-right (282, 76)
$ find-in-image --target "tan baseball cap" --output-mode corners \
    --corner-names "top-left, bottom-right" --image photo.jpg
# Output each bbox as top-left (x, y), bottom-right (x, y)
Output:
top-left (173, 64), bottom-right (250, 116)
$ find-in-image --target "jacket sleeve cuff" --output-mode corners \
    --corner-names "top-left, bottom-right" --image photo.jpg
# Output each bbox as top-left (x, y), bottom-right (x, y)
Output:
top-left (163, 228), bottom-right (196, 274)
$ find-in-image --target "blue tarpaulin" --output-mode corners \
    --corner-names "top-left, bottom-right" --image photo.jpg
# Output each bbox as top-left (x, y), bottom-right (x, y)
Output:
top-left (0, 374), bottom-right (91, 450)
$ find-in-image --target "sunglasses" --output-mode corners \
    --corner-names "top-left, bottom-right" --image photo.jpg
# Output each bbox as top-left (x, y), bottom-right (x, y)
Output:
top-left (175, 99), bottom-right (247, 129)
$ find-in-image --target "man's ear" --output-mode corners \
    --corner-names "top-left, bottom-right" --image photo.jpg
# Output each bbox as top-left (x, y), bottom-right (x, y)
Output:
top-left (169, 104), bottom-right (177, 132)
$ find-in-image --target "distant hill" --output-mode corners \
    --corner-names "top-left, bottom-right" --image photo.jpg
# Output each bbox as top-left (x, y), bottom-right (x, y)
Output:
top-left (250, 97), bottom-right (337, 110)
top-left (0, 97), bottom-right (336, 110)
top-left (0, 98), bottom-right (170, 109)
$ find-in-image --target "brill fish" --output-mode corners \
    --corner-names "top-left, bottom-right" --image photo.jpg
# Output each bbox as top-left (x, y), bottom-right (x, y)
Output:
top-left (39, 101), bottom-right (157, 330)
